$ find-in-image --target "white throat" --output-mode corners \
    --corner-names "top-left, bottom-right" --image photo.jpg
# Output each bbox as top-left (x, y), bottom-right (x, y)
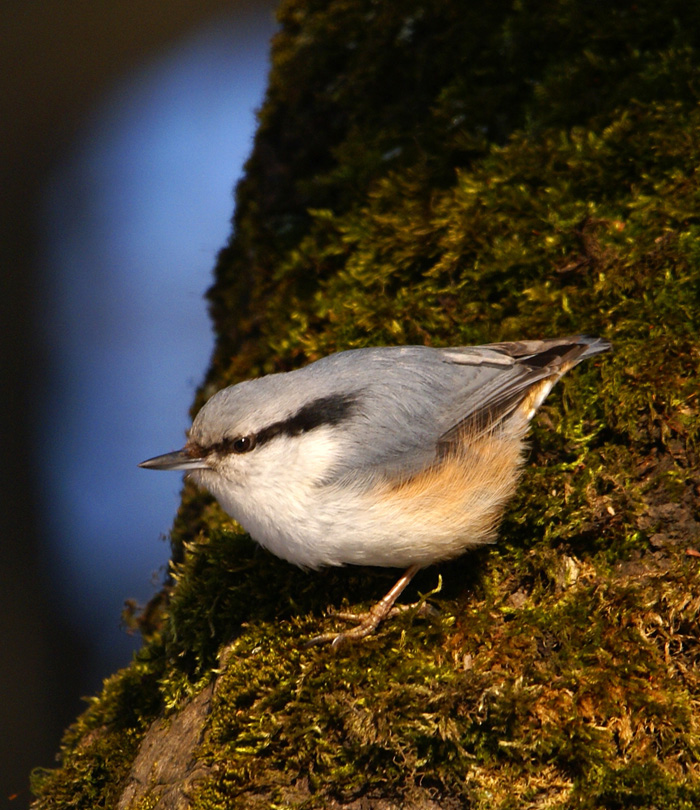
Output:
top-left (192, 427), bottom-right (351, 567)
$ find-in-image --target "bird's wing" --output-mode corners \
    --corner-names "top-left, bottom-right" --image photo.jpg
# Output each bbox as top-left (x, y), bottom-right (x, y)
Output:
top-left (437, 335), bottom-right (610, 451)
top-left (320, 337), bottom-right (609, 484)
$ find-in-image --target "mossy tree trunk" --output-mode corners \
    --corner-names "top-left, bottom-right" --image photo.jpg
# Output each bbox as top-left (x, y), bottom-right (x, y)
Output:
top-left (32, 1), bottom-right (700, 808)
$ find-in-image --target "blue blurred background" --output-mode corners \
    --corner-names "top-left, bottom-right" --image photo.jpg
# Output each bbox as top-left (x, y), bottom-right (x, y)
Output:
top-left (1, 2), bottom-right (277, 805)
top-left (38, 7), bottom-right (275, 689)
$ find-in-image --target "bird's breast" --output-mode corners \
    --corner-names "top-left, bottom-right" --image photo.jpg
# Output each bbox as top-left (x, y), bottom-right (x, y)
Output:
top-left (200, 430), bottom-right (525, 570)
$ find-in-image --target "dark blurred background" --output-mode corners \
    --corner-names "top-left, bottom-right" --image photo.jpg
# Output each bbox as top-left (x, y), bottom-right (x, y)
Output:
top-left (0, 2), bottom-right (277, 806)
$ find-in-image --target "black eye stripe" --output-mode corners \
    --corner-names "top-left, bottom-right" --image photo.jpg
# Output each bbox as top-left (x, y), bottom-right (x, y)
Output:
top-left (256, 392), bottom-right (360, 447)
top-left (206, 392), bottom-right (360, 457)
top-left (207, 434), bottom-right (257, 455)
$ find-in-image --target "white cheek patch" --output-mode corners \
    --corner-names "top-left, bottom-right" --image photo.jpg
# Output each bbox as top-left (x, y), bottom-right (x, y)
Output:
top-left (268, 427), bottom-right (344, 484)
top-left (194, 427), bottom-right (349, 567)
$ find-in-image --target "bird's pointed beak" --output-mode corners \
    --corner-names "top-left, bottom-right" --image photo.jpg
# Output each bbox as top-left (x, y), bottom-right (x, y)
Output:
top-left (139, 447), bottom-right (210, 471)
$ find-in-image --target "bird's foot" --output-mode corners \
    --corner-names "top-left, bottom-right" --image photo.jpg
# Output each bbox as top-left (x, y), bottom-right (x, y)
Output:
top-left (304, 569), bottom-right (441, 648)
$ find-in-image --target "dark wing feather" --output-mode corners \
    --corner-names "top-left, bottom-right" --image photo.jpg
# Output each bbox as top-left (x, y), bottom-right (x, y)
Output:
top-left (437, 335), bottom-right (610, 453)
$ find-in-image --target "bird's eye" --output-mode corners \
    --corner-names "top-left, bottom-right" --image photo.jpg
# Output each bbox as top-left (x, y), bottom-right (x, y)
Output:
top-left (231, 435), bottom-right (256, 454)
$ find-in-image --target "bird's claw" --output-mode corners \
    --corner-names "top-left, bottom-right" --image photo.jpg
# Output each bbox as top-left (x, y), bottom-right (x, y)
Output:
top-left (303, 600), bottom-right (437, 648)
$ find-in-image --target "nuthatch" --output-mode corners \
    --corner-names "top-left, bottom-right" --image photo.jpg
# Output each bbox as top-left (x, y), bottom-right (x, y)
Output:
top-left (141, 335), bottom-right (610, 646)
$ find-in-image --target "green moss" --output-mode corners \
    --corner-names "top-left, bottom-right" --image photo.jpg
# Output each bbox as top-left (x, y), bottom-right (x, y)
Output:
top-left (30, 660), bottom-right (164, 809)
top-left (33, 0), bottom-right (700, 807)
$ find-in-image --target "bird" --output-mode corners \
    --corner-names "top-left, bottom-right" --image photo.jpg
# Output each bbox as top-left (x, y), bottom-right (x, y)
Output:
top-left (140, 334), bottom-right (610, 646)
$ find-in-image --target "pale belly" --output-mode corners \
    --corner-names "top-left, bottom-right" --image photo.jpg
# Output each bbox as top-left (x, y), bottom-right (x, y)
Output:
top-left (197, 431), bottom-right (524, 570)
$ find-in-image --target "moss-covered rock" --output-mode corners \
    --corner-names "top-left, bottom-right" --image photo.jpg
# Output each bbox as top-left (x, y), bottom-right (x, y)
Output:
top-left (33, 0), bottom-right (700, 807)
